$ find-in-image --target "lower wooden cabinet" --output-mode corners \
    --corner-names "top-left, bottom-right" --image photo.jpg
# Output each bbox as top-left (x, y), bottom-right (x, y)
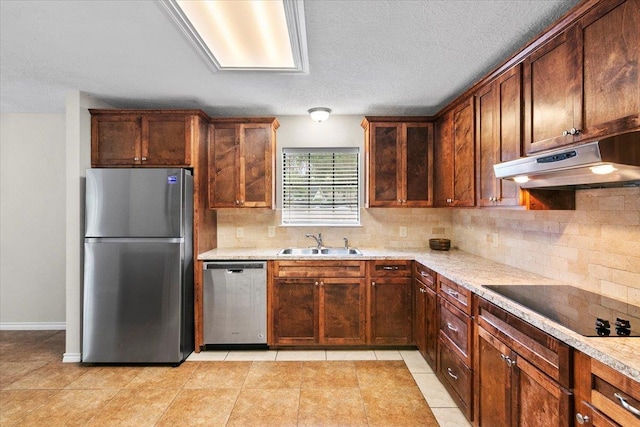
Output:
top-left (270, 260), bottom-right (366, 346)
top-left (368, 260), bottom-right (413, 345)
top-left (475, 297), bottom-right (572, 427)
top-left (574, 351), bottom-right (640, 427)
top-left (414, 262), bottom-right (437, 368)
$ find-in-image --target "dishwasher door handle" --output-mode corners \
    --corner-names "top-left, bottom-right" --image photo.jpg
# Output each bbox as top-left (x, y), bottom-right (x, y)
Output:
top-left (204, 262), bottom-right (265, 270)
top-left (227, 269), bottom-right (244, 274)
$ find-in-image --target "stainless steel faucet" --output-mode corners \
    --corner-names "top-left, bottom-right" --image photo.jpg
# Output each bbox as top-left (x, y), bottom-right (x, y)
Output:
top-left (343, 237), bottom-right (349, 249)
top-left (305, 232), bottom-right (323, 249)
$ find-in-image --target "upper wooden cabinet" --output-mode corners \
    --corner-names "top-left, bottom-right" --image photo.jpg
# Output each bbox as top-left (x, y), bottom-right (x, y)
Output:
top-left (475, 65), bottom-right (522, 207)
top-left (523, 0), bottom-right (639, 154)
top-left (90, 109), bottom-right (208, 167)
top-left (207, 118), bottom-right (278, 209)
top-left (434, 98), bottom-right (475, 207)
top-left (362, 117), bottom-right (434, 207)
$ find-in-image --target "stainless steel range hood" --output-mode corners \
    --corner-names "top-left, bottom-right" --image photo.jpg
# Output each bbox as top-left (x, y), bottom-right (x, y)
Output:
top-left (493, 132), bottom-right (640, 189)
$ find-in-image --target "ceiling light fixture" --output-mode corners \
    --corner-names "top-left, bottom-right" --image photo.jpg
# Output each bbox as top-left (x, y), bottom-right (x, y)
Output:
top-left (308, 107), bottom-right (332, 123)
top-left (160, 0), bottom-right (309, 73)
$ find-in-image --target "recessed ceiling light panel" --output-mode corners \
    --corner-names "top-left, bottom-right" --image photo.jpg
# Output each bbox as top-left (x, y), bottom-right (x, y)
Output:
top-left (160, 0), bottom-right (308, 73)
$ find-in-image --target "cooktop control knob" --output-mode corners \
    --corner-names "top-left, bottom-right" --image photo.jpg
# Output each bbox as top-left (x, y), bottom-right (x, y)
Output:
top-left (595, 318), bottom-right (611, 336)
top-left (615, 317), bottom-right (631, 336)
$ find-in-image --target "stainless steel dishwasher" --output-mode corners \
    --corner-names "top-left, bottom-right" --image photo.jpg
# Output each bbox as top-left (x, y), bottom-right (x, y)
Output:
top-left (203, 261), bottom-right (267, 348)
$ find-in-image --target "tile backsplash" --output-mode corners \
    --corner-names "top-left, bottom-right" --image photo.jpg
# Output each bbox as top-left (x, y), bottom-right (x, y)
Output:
top-left (215, 207), bottom-right (452, 251)
top-left (453, 187), bottom-right (640, 304)
top-left (215, 187), bottom-right (639, 304)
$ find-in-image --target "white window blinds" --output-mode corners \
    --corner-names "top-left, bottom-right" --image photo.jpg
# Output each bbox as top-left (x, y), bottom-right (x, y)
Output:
top-left (282, 148), bottom-right (360, 226)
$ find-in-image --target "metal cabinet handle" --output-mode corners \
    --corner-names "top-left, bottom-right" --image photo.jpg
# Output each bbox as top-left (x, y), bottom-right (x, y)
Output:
top-left (320, 281), bottom-right (324, 286)
top-left (446, 322), bottom-right (458, 333)
top-left (446, 368), bottom-right (458, 380)
top-left (382, 266), bottom-right (399, 270)
top-left (575, 413), bottom-right (590, 425)
top-left (614, 393), bottom-right (640, 417)
top-left (446, 198), bottom-right (453, 203)
top-left (445, 288), bottom-right (459, 299)
top-left (134, 157), bottom-right (140, 161)
top-left (419, 288), bottom-right (426, 294)
top-left (501, 353), bottom-right (516, 368)
top-left (420, 272), bottom-right (429, 277)
top-left (315, 281), bottom-right (319, 287)
top-left (141, 157), bottom-right (147, 161)
top-left (372, 281), bottom-right (376, 287)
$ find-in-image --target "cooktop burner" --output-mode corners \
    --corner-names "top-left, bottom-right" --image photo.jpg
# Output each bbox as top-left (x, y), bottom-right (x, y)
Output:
top-left (484, 285), bottom-right (640, 337)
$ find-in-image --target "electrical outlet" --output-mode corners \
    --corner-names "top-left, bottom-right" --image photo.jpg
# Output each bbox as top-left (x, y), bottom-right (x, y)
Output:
top-left (236, 227), bottom-right (244, 238)
top-left (268, 226), bottom-right (276, 237)
top-left (399, 226), bottom-right (407, 237)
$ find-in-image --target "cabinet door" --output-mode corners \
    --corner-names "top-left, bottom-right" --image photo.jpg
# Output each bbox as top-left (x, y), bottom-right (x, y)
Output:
top-left (476, 327), bottom-right (514, 427)
top-left (475, 82), bottom-right (498, 207)
top-left (91, 114), bottom-right (141, 166)
top-left (240, 124), bottom-right (273, 208)
top-left (452, 98), bottom-right (475, 207)
top-left (369, 277), bottom-right (412, 345)
top-left (495, 66), bottom-right (522, 206)
top-left (404, 123), bottom-right (433, 207)
top-left (414, 279), bottom-right (428, 358)
top-left (319, 278), bottom-right (366, 345)
top-left (369, 123), bottom-right (402, 206)
top-left (142, 114), bottom-right (192, 166)
top-left (208, 123), bottom-right (239, 208)
top-left (580, 0), bottom-right (640, 140)
top-left (515, 354), bottom-right (573, 427)
top-left (272, 278), bottom-right (318, 345)
top-left (434, 111), bottom-right (454, 206)
top-left (523, 28), bottom-right (581, 154)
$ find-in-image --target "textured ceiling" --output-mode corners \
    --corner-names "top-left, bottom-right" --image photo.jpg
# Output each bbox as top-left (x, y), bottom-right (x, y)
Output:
top-left (0, 0), bottom-right (580, 116)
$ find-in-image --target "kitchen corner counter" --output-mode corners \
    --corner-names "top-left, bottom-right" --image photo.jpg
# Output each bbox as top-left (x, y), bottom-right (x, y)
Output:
top-left (198, 247), bottom-right (640, 382)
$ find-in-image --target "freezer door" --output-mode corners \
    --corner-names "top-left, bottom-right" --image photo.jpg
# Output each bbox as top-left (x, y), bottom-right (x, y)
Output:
top-left (83, 239), bottom-right (188, 363)
top-left (85, 168), bottom-right (188, 238)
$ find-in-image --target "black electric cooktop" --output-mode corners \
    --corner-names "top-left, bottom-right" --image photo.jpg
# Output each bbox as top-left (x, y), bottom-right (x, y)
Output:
top-left (484, 285), bottom-right (640, 337)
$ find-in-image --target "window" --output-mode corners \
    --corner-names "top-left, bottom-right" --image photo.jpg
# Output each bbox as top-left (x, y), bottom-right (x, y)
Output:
top-left (282, 148), bottom-right (360, 226)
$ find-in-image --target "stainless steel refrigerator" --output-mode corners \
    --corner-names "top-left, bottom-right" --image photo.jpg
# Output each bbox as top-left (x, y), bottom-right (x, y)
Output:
top-left (83, 168), bottom-right (194, 364)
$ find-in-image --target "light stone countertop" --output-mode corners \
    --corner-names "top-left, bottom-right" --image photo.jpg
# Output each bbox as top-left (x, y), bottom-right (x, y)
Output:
top-left (198, 247), bottom-right (640, 382)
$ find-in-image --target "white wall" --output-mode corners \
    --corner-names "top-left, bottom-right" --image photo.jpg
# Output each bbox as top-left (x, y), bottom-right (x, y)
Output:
top-left (0, 113), bottom-right (66, 328)
top-left (275, 115), bottom-right (365, 207)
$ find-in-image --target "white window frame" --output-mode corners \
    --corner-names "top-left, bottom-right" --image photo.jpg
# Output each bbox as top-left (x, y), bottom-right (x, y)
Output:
top-left (281, 147), bottom-right (361, 226)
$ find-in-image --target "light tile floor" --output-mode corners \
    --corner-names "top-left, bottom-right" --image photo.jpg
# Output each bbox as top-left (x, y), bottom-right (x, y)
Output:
top-left (188, 348), bottom-right (471, 426)
top-left (1, 331), bottom-right (471, 426)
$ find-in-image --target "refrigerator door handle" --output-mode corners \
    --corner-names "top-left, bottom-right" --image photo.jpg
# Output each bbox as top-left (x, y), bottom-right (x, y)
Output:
top-left (85, 237), bottom-right (184, 244)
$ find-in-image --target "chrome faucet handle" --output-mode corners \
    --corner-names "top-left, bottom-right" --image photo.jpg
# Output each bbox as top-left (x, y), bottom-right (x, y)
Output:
top-left (343, 237), bottom-right (349, 249)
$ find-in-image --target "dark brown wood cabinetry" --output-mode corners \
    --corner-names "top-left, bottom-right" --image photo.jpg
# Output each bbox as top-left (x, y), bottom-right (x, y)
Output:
top-left (574, 351), bottom-right (640, 427)
top-left (523, 0), bottom-right (639, 154)
top-left (413, 262), bottom-right (438, 369)
top-left (270, 260), bottom-right (366, 346)
top-left (475, 65), bottom-right (522, 207)
top-left (434, 98), bottom-right (475, 207)
top-left (368, 260), bottom-right (413, 345)
top-left (437, 275), bottom-right (474, 421)
top-left (208, 118), bottom-right (278, 208)
top-left (475, 297), bottom-right (572, 427)
top-left (362, 118), bottom-right (434, 207)
top-left (90, 109), bottom-right (208, 167)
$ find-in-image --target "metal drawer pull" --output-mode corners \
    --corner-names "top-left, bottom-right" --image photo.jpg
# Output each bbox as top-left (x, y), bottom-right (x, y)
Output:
top-left (614, 393), bottom-right (640, 418)
top-left (382, 266), bottom-right (399, 270)
top-left (446, 322), bottom-right (458, 333)
top-left (575, 413), bottom-right (590, 425)
top-left (445, 288), bottom-right (459, 299)
top-left (447, 368), bottom-right (458, 380)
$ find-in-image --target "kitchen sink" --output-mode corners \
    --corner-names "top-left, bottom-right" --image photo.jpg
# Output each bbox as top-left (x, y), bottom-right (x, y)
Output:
top-left (277, 247), bottom-right (362, 256)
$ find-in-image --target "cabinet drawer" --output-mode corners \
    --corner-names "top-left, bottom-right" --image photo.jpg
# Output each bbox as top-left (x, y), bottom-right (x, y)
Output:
top-left (273, 261), bottom-right (366, 278)
top-left (440, 299), bottom-right (472, 365)
top-left (590, 359), bottom-right (640, 427)
top-left (476, 297), bottom-right (571, 388)
top-left (368, 260), bottom-right (412, 277)
top-left (439, 275), bottom-right (471, 314)
top-left (414, 262), bottom-right (436, 291)
top-left (438, 337), bottom-right (473, 420)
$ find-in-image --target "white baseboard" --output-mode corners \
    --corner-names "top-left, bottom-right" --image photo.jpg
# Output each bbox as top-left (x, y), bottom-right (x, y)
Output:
top-left (63, 352), bottom-right (82, 363)
top-left (0, 322), bottom-right (66, 330)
